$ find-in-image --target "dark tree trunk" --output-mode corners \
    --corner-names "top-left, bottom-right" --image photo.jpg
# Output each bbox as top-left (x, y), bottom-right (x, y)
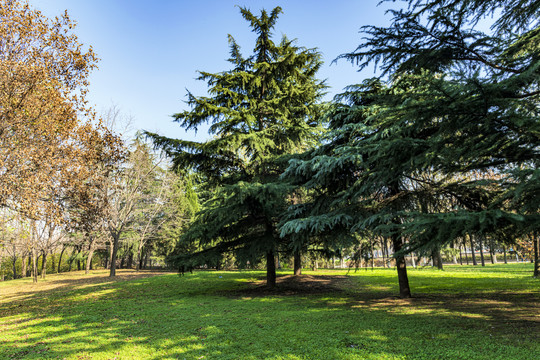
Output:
top-left (432, 246), bottom-right (443, 270)
top-left (392, 234), bottom-right (411, 298)
top-left (109, 233), bottom-right (120, 277)
top-left (293, 250), bottom-right (302, 276)
top-left (108, 239), bottom-right (114, 270)
top-left (138, 249), bottom-right (144, 270)
top-left (503, 245), bottom-right (508, 264)
top-left (478, 234), bottom-right (485, 267)
top-left (470, 235), bottom-right (478, 266)
top-left (266, 250), bottom-right (276, 288)
top-left (127, 245), bottom-right (134, 269)
top-left (371, 240), bottom-right (375, 269)
top-left (41, 251), bottom-right (47, 279)
top-left (120, 256), bottom-right (125, 269)
top-left (31, 248), bottom-right (38, 283)
top-left (57, 246), bottom-right (66, 273)
top-left (533, 234), bottom-right (539, 278)
top-left (459, 242), bottom-right (463, 265)
top-left (143, 251), bottom-right (149, 269)
top-left (12, 255), bottom-right (17, 280)
top-left (489, 238), bottom-right (497, 264)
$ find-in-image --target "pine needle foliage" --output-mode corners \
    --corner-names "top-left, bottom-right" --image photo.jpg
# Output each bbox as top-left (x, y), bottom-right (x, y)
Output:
top-left (147, 7), bottom-right (325, 286)
top-left (281, 0), bottom-right (540, 293)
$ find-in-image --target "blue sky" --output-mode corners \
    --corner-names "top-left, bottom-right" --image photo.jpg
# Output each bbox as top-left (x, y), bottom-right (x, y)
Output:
top-left (35, 0), bottom-right (392, 141)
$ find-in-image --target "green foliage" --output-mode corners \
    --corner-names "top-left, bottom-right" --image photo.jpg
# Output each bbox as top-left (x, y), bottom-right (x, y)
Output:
top-left (282, 0), bottom-right (540, 285)
top-left (148, 7), bottom-right (326, 277)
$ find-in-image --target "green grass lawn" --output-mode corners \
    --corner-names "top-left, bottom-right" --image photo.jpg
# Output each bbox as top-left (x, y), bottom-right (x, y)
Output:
top-left (0, 264), bottom-right (538, 360)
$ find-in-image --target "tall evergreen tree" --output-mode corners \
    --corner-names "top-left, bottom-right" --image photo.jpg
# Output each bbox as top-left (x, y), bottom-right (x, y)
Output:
top-left (339, 0), bottom-right (540, 262)
top-left (148, 7), bottom-right (325, 286)
top-left (282, 0), bottom-right (540, 293)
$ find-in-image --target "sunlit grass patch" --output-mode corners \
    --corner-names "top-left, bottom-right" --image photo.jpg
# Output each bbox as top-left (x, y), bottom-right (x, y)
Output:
top-left (0, 264), bottom-right (538, 359)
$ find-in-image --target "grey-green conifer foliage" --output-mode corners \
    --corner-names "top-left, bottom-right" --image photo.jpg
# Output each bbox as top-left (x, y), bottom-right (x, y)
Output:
top-left (281, 0), bottom-right (540, 296)
top-left (148, 7), bottom-right (325, 286)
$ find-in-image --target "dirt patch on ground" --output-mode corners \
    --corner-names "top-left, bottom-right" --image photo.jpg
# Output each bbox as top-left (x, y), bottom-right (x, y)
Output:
top-left (0, 269), bottom-right (172, 304)
top-left (229, 274), bottom-right (354, 296)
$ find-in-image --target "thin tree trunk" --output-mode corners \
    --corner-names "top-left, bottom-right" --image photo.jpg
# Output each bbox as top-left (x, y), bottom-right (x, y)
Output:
top-left (41, 251), bottom-right (47, 279)
top-left (533, 234), bottom-right (539, 278)
top-left (109, 233), bottom-right (120, 277)
top-left (12, 255), bottom-right (17, 280)
top-left (489, 238), bottom-right (497, 264)
top-left (293, 250), bottom-right (302, 276)
top-left (503, 245), bottom-right (508, 264)
top-left (478, 234), bottom-right (485, 267)
top-left (381, 238), bottom-right (387, 268)
top-left (21, 254), bottom-right (28, 278)
top-left (266, 250), bottom-right (276, 288)
top-left (459, 242), bottom-right (463, 265)
top-left (470, 235), bottom-right (478, 266)
top-left (108, 239), bottom-right (114, 270)
top-left (31, 248), bottom-right (38, 283)
top-left (371, 240), bottom-right (375, 269)
top-left (137, 248), bottom-right (144, 271)
top-left (57, 245), bottom-right (65, 273)
top-left (143, 251), bottom-right (149, 269)
top-left (86, 237), bottom-right (96, 275)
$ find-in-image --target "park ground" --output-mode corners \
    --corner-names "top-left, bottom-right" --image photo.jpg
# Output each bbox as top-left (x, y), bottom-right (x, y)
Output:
top-left (0, 264), bottom-right (538, 360)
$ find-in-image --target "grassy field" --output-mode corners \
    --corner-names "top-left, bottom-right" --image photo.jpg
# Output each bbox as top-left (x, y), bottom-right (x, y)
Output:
top-left (0, 264), bottom-right (538, 360)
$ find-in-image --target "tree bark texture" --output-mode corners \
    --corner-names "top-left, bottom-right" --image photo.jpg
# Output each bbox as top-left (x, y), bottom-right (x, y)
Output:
top-left (293, 250), bottom-right (302, 276)
top-left (266, 250), bottom-right (276, 288)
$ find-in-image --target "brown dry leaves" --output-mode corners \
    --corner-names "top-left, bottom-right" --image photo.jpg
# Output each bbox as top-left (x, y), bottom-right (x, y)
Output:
top-left (0, 0), bottom-right (123, 227)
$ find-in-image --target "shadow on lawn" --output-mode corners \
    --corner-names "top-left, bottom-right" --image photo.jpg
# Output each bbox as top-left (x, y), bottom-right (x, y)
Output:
top-left (1, 269), bottom-right (538, 360)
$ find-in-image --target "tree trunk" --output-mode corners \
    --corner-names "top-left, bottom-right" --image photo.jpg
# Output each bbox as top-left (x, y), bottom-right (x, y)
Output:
top-left (58, 246), bottom-right (66, 273)
top-left (31, 248), bottom-right (38, 283)
top-left (109, 233), bottom-right (120, 277)
top-left (108, 239), bottom-right (114, 270)
top-left (381, 238), bottom-right (387, 268)
top-left (12, 255), bottom-right (17, 280)
top-left (489, 238), bottom-right (497, 264)
top-left (470, 235), bottom-right (477, 265)
top-left (478, 234), bottom-right (485, 267)
top-left (21, 255), bottom-right (28, 278)
top-left (41, 251), bottom-right (47, 279)
top-left (533, 234), bottom-right (539, 278)
top-left (126, 245), bottom-right (134, 269)
top-left (293, 250), bottom-right (302, 276)
top-left (392, 234), bottom-right (411, 298)
top-left (459, 242), bottom-right (463, 265)
top-left (266, 250), bottom-right (276, 288)
top-left (371, 240), bottom-right (375, 269)
top-left (432, 246), bottom-right (443, 270)
top-left (136, 246), bottom-right (143, 271)
top-left (503, 245), bottom-right (508, 264)
top-left (86, 238), bottom-right (96, 275)
top-left (143, 251), bottom-right (149, 269)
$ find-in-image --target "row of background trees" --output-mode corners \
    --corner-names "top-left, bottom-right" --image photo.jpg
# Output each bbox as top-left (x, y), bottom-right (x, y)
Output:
top-left (0, 1), bottom-right (197, 282)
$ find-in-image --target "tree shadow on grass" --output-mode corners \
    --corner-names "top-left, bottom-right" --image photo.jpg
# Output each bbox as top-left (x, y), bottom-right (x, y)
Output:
top-left (0, 269), bottom-right (538, 359)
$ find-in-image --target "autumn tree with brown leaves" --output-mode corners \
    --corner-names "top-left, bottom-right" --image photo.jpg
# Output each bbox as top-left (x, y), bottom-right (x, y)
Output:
top-left (0, 0), bottom-right (123, 282)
